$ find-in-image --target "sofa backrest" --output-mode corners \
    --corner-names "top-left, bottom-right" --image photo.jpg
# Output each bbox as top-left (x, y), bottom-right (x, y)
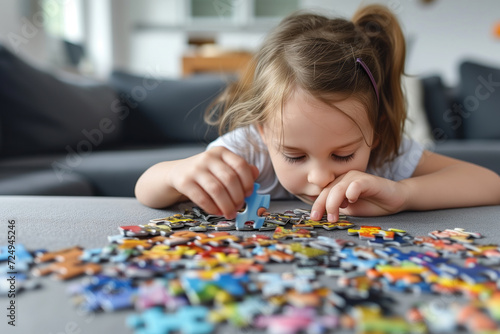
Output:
top-left (0, 44), bottom-right (231, 159)
top-left (108, 71), bottom-right (228, 145)
top-left (0, 44), bottom-right (123, 157)
top-left (422, 60), bottom-right (500, 141)
top-left (458, 61), bottom-right (500, 140)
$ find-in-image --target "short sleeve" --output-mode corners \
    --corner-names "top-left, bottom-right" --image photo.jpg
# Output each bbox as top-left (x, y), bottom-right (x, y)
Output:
top-left (367, 137), bottom-right (424, 181)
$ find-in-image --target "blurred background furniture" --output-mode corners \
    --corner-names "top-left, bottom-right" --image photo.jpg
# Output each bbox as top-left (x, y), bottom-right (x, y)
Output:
top-left (182, 51), bottom-right (253, 77)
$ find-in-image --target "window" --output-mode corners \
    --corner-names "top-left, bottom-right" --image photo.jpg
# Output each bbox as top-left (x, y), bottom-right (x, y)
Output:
top-left (254, 0), bottom-right (299, 18)
top-left (41, 0), bottom-right (84, 43)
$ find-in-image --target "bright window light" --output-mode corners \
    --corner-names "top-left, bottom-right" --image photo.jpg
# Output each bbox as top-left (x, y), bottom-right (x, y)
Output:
top-left (41, 0), bottom-right (84, 43)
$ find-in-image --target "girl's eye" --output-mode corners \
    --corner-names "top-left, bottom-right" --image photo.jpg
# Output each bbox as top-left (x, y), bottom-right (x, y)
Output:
top-left (332, 153), bottom-right (355, 162)
top-left (283, 155), bottom-right (305, 164)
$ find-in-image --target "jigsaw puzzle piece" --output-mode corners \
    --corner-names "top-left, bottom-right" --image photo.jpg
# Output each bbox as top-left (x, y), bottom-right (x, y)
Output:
top-left (150, 214), bottom-right (199, 229)
top-left (135, 279), bottom-right (188, 311)
top-left (209, 297), bottom-right (268, 327)
top-left (181, 271), bottom-right (249, 304)
top-left (0, 272), bottom-right (40, 295)
top-left (272, 226), bottom-right (316, 240)
top-left (33, 259), bottom-right (101, 280)
top-left (119, 224), bottom-right (173, 237)
top-left (429, 228), bottom-right (482, 243)
top-left (254, 305), bottom-right (339, 334)
top-left (68, 275), bottom-right (137, 312)
top-left (309, 236), bottom-right (356, 251)
top-left (339, 248), bottom-right (387, 270)
top-left (348, 226), bottom-right (406, 241)
top-left (367, 234), bottom-right (413, 247)
top-left (127, 306), bottom-right (214, 334)
top-left (0, 244), bottom-right (33, 272)
top-left (351, 304), bottom-right (412, 334)
top-left (294, 219), bottom-right (354, 231)
top-left (235, 183), bottom-right (270, 230)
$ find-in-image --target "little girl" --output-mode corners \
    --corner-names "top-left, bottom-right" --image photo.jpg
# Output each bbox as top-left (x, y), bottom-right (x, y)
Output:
top-left (135, 5), bottom-right (500, 222)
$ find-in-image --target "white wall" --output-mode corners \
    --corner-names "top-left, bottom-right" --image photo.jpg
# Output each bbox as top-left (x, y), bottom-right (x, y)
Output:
top-left (388, 0), bottom-right (500, 85)
top-left (125, 0), bottom-right (500, 83)
top-left (0, 0), bottom-right (50, 67)
top-left (1, 0), bottom-right (499, 83)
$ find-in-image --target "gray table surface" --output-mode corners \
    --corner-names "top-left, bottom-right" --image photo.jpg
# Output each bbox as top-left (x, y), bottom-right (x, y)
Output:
top-left (1, 195), bottom-right (500, 334)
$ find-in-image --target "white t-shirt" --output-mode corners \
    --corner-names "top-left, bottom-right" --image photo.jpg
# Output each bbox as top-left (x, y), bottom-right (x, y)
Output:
top-left (207, 126), bottom-right (424, 200)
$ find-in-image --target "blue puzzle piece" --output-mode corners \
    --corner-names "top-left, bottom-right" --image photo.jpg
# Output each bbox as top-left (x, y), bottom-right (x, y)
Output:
top-left (128, 306), bottom-right (214, 334)
top-left (340, 248), bottom-right (387, 270)
top-left (367, 234), bottom-right (413, 247)
top-left (375, 247), bottom-right (448, 267)
top-left (439, 262), bottom-right (500, 284)
top-left (181, 272), bottom-right (249, 304)
top-left (235, 183), bottom-right (270, 230)
top-left (0, 244), bottom-right (33, 262)
top-left (68, 275), bottom-right (137, 312)
top-left (0, 244), bottom-right (33, 272)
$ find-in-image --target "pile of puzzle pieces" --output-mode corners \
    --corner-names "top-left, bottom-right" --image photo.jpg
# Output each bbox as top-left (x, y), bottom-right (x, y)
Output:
top-left (2, 206), bottom-right (500, 334)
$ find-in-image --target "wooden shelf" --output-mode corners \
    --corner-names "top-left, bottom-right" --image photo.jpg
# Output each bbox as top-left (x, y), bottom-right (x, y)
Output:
top-left (182, 51), bottom-right (253, 76)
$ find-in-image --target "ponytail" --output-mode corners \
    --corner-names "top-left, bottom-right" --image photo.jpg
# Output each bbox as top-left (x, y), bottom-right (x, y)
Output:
top-left (353, 5), bottom-right (407, 167)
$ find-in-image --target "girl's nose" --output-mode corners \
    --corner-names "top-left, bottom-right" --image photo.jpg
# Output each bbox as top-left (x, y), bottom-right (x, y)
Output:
top-left (307, 166), bottom-right (335, 189)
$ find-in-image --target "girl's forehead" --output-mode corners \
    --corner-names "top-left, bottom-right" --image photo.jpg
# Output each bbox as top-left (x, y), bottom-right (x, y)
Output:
top-left (280, 88), bottom-right (371, 128)
top-left (263, 88), bottom-right (374, 147)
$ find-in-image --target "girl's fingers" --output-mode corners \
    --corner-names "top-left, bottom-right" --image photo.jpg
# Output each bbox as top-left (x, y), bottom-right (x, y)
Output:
top-left (325, 186), bottom-right (346, 222)
top-left (345, 180), bottom-right (364, 204)
top-left (221, 150), bottom-right (258, 197)
top-left (323, 173), bottom-right (369, 221)
top-left (181, 181), bottom-right (221, 217)
top-left (194, 173), bottom-right (237, 219)
top-left (207, 159), bottom-right (246, 209)
top-left (323, 175), bottom-right (357, 221)
top-left (310, 189), bottom-right (330, 221)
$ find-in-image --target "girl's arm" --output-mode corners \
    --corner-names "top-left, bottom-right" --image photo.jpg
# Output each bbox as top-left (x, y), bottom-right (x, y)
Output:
top-left (135, 147), bottom-right (258, 218)
top-left (400, 150), bottom-right (500, 210)
top-left (135, 160), bottom-right (188, 209)
top-left (310, 150), bottom-right (500, 222)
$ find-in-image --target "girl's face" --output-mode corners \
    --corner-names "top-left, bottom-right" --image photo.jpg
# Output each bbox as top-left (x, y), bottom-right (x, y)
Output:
top-left (258, 88), bottom-right (375, 204)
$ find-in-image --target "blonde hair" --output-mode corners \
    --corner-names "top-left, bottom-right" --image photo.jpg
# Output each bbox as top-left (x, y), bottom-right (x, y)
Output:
top-left (206, 4), bottom-right (407, 168)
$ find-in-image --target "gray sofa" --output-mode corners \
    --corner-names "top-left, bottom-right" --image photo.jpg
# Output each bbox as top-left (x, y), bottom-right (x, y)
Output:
top-left (0, 44), bottom-right (499, 197)
top-left (0, 44), bottom-right (224, 196)
top-left (422, 60), bottom-right (500, 175)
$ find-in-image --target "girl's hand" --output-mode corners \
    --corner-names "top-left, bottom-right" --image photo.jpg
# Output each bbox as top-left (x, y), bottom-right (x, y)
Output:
top-left (168, 146), bottom-right (259, 219)
top-left (310, 170), bottom-right (410, 222)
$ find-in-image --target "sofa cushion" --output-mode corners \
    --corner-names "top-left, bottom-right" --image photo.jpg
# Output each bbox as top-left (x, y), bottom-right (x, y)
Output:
top-left (459, 61), bottom-right (500, 139)
top-left (421, 75), bottom-right (462, 140)
top-left (0, 144), bottom-right (206, 197)
top-left (0, 169), bottom-right (94, 196)
top-left (0, 44), bottom-right (123, 157)
top-left (60, 144), bottom-right (207, 197)
top-left (109, 71), bottom-right (226, 145)
top-left (434, 140), bottom-right (500, 176)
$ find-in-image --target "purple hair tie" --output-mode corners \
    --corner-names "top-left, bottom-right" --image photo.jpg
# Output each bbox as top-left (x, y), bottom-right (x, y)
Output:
top-left (356, 58), bottom-right (379, 103)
